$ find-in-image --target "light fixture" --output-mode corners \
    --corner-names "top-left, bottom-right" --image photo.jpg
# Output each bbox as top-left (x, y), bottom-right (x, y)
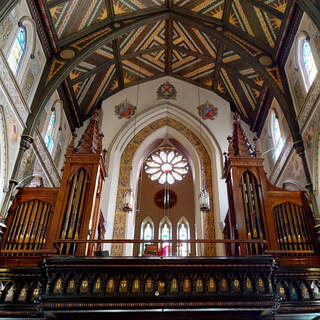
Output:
top-left (122, 63), bottom-right (141, 212)
top-left (197, 87), bottom-right (210, 212)
top-left (122, 187), bottom-right (134, 212)
top-left (199, 166), bottom-right (210, 212)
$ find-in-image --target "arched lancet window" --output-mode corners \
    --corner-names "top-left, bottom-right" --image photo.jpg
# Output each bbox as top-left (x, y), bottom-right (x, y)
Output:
top-left (44, 108), bottom-right (56, 153)
top-left (7, 25), bottom-right (26, 76)
top-left (298, 34), bottom-right (318, 92)
top-left (177, 217), bottom-right (190, 257)
top-left (140, 217), bottom-right (154, 255)
top-left (271, 110), bottom-right (283, 159)
top-left (159, 217), bottom-right (172, 256)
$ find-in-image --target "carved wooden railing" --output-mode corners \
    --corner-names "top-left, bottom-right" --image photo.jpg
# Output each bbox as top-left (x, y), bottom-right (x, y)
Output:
top-left (1, 256), bottom-right (320, 318)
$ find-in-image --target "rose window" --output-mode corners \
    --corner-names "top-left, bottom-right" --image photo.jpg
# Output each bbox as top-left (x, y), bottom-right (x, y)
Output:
top-left (145, 149), bottom-right (189, 184)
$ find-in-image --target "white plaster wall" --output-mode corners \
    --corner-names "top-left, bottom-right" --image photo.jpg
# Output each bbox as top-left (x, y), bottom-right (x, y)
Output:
top-left (101, 77), bottom-right (232, 154)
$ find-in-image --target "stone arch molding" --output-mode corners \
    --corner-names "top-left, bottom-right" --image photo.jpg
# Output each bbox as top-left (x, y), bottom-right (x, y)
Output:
top-left (14, 16), bottom-right (36, 84)
top-left (102, 102), bottom-right (227, 256)
top-left (0, 106), bottom-right (9, 204)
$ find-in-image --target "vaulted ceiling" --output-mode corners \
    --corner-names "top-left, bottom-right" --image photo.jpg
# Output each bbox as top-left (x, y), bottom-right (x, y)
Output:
top-left (29, 0), bottom-right (302, 132)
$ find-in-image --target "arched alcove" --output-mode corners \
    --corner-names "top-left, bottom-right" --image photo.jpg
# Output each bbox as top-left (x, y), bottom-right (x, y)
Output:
top-left (101, 102), bottom-right (226, 257)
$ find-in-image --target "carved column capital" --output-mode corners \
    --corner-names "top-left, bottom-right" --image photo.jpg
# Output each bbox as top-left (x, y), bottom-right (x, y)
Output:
top-left (20, 135), bottom-right (34, 151)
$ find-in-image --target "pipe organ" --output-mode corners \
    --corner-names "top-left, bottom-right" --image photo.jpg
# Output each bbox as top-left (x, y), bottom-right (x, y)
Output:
top-left (0, 111), bottom-right (106, 264)
top-left (223, 114), bottom-right (318, 263)
top-left (240, 170), bottom-right (265, 255)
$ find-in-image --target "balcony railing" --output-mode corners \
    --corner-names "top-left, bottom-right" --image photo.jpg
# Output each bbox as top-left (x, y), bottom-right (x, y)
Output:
top-left (1, 254), bottom-right (320, 319)
top-left (1, 238), bottom-right (316, 258)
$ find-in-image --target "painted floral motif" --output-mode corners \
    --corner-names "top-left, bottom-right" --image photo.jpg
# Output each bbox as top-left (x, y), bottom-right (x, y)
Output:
top-left (197, 101), bottom-right (218, 120)
top-left (114, 99), bottom-right (136, 119)
top-left (157, 81), bottom-right (177, 100)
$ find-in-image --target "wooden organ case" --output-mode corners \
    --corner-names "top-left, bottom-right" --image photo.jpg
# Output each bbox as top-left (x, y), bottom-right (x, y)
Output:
top-left (224, 114), bottom-right (318, 264)
top-left (0, 111), bottom-right (106, 265)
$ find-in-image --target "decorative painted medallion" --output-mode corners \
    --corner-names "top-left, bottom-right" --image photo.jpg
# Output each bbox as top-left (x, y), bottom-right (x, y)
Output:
top-left (197, 101), bottom-right (218, 120)
top-left (157, 81), bottom-right (177, 100)
top-left (115, 99), bottom-right (136, 119)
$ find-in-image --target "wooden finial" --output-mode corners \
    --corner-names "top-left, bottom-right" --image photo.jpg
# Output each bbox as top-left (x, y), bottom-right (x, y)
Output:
top-left (230, 113), bottom-right (251, 157)
top-left (74, 109), bottom-right (102, 154)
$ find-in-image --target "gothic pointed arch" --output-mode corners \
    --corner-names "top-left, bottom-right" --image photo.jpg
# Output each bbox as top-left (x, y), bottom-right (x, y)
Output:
top-left (110, 116), bottom-right (216, 257)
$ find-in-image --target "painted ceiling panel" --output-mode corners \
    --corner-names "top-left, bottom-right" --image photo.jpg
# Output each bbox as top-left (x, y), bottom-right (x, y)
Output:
top-left (75, 64), bottom-right (117, 114)
top-left (84, 42), bottom-right (114, 67)
top-left (69, 61), bottom-right (96, 83)
top-left (172, 20), bottom-right (219, 59)
top-left (123, 49), bottom-right (166, 77)
top-left (229, 0), bottom-right (283, 48)
top-left (47, 0), bottom-right (108, 39)
top-left (173, 0), bottom-right (225, 20)
top-left (112, 0), bottom-right (165, 15)
top-left (220, 67), bottom-right (248, 119)
top-left (119, 21), bottom-right (166, 56)
top-left (262, 0), bottom-right (288, 13)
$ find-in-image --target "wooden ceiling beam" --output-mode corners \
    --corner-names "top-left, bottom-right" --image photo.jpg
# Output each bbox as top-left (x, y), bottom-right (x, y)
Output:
top-left (223, 0), bottom-right (232, 25)
top-left (106, 0), bottom-right (114, 19)
top-left (113, 39), bottom-right (124, 89)
top-left (165, 18), bottom-right (172, 74)
top-left (212, 42), bottom-right (224, 90)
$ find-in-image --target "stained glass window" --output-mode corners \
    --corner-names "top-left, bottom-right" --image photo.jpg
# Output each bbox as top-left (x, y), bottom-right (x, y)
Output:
top-left (44, 109), bottom-right (56, 153)
top-left (272, 111), bottom-right (283, 159)
top-left (177, 220), bottom-right (190, 257)
top-left (140, 218), bottom-right (154, 255)
top-left (143, 223), bottom-right (152, 241)
top-left (7, 26), bottom-right (26, 76)
top-left (159, 219), bottom-right (171, 256)
top-left (145, 149), bottom-right (189, 184)
top-left (302, 40), bottom-right (317, 90)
